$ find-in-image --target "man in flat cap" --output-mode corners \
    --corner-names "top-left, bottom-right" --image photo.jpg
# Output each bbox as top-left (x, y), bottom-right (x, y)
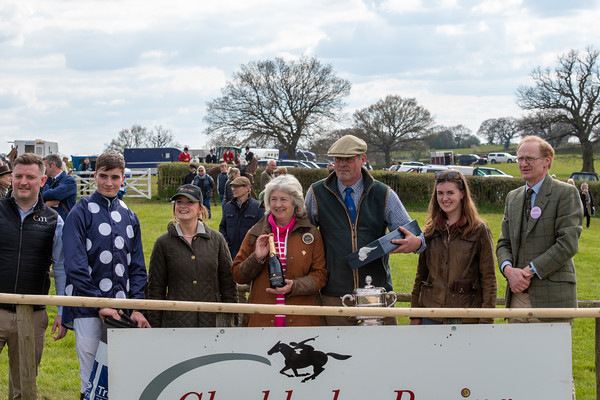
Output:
top-left (0, 164), bottom-right (11, 197)
top-left (219, 176), bottom-right (264, 259)
top-left (305, 134), bottom-right (425, 325)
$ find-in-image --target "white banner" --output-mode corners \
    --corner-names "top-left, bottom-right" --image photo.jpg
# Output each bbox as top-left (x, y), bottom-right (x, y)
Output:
top-left (109, 324), bottom-right (572, 400)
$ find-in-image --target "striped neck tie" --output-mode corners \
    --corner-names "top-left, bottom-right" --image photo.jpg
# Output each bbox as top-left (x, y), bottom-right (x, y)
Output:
top-left (345, 187), bottom-right (356, 223)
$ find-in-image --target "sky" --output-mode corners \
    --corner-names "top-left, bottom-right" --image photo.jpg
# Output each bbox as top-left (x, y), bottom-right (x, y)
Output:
top-left (2, 0), bottom-right (600, 157)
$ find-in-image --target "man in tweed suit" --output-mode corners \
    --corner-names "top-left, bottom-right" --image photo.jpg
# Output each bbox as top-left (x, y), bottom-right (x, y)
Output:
top-left (496, 136), bottom-right (583, 323)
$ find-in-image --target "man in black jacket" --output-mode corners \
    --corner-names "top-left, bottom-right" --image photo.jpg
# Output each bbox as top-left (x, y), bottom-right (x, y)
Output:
top-left (183, 164), bottom-right (197, 185)
top-left (0, 153), bottom-right (66, 399)
top-left (219, 176), bottom-right (264, 258)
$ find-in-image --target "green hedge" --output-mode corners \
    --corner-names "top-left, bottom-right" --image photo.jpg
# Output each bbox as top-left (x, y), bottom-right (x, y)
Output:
top-left (160, 163), bottom-right (598, 208)
top-left (157, 162), bottom-right (221, 200)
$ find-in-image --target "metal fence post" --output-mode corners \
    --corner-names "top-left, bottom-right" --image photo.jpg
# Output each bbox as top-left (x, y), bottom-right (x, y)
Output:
top-left (16, 305), bottom-right (37, 400)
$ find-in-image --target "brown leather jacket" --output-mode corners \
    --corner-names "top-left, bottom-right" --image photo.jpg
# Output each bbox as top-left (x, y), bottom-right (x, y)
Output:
top-left (411, 219), bottom-right (496, 324)
top-left (232, 215), bottom-right (327, 327)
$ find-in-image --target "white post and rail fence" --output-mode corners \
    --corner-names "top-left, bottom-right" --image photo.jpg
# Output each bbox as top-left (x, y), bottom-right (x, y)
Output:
top-left (74, 169), bottom-right (152, 199)
top-left (2, 292), bottom-right (600, 399)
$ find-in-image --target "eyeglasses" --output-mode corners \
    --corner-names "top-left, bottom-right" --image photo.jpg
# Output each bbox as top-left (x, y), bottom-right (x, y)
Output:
top-left (333, 156), bottom-right (361, 164)
top-left (516, 157), bottom-right (544, 164)
top-left (435, 171), bottom-right (462, 181)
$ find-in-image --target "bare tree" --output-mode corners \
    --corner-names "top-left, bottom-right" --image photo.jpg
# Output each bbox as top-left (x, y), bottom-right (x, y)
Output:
top-left (518, 112), bottom-right (572, 148)
top-left (477, 119), bottom-right (499, 145)
top-left (205, 56), bottom-right (351, 158)
top-left (427, 124), bottom-right (475, 149)
top-left (452, 125), bottom-right (472, 148)
top-left (309, 128), bottom-right (359, 159)
top-left (477, 117), bottom-right (520, 150)
top-left (105, 125), bottom-right (149, 154)
top-left (353, 95), bottom-right (434, 167)
top-left (517, 47), bottom-right (600, 172)
top-left (148, 125), bottom-right (178, 148)
top-left (104, 124), bottom-right (178, 155)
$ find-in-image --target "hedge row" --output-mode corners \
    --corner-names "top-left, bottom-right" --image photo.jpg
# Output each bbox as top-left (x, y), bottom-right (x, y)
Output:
top-left (158, 163), bottom-right (598, 208)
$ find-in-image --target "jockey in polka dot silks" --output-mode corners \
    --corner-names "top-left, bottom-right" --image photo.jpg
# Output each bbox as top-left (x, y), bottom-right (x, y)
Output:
top-left (62, 190), bottom-right (147, 323)
top-left (61, 153), bottom-right (149, 398)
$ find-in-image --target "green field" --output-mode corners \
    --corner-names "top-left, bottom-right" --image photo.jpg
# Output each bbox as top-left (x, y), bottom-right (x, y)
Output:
top-left (1, 156), bottom-right (598, 399)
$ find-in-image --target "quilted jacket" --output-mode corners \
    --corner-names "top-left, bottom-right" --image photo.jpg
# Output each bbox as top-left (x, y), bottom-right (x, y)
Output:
top-left (147, 221), bottom-right (237, 327)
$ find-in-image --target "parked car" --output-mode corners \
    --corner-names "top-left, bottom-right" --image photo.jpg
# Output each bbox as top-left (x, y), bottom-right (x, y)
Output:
top-left (401, 165), bottom-right (450, 174)
top-left (389, 161), bottom-right (425, 171)
top-left (473, 167), bottom-right (513, 178)
top-left (569, 172), bottom-right (599, 182)
top-left (458, 154), bottom-right (487, 166)
top-left (257, 159), bottom-right (315, 168)
top-left (488, 152), bottom-right (517, 164)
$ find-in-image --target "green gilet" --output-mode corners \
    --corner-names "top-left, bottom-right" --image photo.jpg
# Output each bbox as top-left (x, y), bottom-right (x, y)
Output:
top-left (311, 171), bottom-right (390, 297)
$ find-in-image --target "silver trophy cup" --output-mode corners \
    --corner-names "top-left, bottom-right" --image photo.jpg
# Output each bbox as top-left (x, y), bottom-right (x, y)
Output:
top-left (341, 276), bottom-right (398, 326)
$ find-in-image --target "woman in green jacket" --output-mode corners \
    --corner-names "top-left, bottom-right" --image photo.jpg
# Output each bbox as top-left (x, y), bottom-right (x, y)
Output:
top-left (147, 184), bottom-right (237, 327)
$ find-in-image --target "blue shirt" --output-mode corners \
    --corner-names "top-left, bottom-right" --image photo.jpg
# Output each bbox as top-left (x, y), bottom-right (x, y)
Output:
top-left (305, 173), bottom-right (426, 253)
top-left (500, 177), bottom-right (546, 278)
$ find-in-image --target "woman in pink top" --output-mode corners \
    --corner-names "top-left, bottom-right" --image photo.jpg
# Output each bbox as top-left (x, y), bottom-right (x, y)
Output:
top-left (232, 175), bottom-right (327, 327)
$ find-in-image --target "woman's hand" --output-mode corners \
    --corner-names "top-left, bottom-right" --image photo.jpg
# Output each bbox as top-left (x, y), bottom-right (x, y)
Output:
top-left (254, 234), bottom-right (271, 261)
top-left (265, 279), bottom-right (293, 295)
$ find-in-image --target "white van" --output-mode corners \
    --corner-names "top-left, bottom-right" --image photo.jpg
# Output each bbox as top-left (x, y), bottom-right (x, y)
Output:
top-left (488, 152), bottom-right (517, 164)
top-left (251, 148), bottom-right (279, 159)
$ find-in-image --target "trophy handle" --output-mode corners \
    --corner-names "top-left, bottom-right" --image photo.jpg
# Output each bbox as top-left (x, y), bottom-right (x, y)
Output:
top-left (385, 292), bottom-right (397, 307)
top-left (340, 294), bottom-right (355, 307)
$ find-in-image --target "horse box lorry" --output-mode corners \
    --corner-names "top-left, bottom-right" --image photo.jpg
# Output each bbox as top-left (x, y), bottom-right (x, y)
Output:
top-left (13, 139), bottom-right (59, 158)
top-left (123, 147), bottom-right (182, 173)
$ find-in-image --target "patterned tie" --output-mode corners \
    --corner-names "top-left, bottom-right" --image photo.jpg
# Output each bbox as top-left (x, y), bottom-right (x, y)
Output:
top-left (525, 188), bottom-right (534, 220)
top-left (345, 187), bottom-right (356, 223)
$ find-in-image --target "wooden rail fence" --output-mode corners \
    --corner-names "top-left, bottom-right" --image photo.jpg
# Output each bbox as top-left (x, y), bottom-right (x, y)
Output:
top-left (1, 293), bottom-right (599, 399)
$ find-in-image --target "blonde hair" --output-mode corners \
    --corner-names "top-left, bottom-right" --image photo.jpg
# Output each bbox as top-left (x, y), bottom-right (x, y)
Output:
top-left (171, 197), bottom-right (209, 223)
top-left (227, 167), bottom-right (240, 180)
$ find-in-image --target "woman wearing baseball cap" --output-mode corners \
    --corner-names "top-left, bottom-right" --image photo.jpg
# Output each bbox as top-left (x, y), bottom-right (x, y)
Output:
top-left (147, 184), bottom-right (237, 327)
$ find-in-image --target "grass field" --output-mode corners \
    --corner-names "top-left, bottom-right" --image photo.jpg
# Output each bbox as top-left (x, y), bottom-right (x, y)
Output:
top-left (1, 160), bottom-right (598, 398)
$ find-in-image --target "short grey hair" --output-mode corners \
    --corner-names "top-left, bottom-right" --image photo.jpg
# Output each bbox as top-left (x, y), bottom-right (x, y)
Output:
top-left (43, 154), bottom-right (62, 169)
top-left (264, 174), bottom-right (307, 219)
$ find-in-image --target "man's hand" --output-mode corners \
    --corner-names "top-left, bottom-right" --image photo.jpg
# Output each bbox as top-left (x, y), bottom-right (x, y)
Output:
top-left (98, 307), bottom-right (121, 322)
top-left (390, 226), bottom-right (421, 254)
top-left (504, 265), bottom-right (533, 293)
top-left (51, 315), bottom-right (68, 341)
top-left (130, 311), bottom-right (151, 328)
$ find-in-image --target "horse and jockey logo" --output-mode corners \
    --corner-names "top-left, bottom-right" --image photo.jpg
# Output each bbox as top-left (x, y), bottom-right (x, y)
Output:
top-left (267, 336), bottom-right (352, 383)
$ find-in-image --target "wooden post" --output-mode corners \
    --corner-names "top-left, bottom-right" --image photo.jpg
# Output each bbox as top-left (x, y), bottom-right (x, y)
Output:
top-left (595, 318), bottom-right (600, 400)
top-left (16, 305), bottom-right (37, 400)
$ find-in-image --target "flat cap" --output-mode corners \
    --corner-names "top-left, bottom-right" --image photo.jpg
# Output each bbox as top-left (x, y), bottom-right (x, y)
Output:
top-left (327, 135), bottom-right (367, 157)
top-left (274, 166), bottom-right (287, 174)
top-left (230, 176), bottom-right (251, 187)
